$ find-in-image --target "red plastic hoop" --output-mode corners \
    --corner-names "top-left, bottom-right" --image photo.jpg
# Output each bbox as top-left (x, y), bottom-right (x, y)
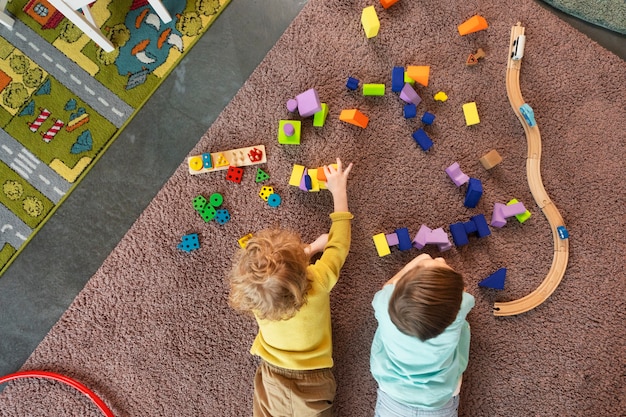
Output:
top-left (0, 370), bottom-right (114, 417)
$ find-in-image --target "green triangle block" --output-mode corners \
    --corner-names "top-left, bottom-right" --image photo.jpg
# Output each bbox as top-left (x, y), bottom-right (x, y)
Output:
top-left (255, 168), bottom-right (270, 183)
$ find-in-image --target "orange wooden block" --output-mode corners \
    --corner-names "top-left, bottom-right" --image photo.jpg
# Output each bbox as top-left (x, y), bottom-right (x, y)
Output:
top-left (339, 109), bottom-right (369, 128)
top-left (458, 15), bottom-right (488, 36)
top-left (380, 0), bottom-right (400, 8)
top-left (406, 65), bottom-right (430, 87)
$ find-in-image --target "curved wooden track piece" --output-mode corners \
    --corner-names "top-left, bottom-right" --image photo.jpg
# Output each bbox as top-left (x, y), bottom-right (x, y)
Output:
top-left (496, 22), bottom-right (570, 316)
top-left (0, 370), bottom-right (114, 416)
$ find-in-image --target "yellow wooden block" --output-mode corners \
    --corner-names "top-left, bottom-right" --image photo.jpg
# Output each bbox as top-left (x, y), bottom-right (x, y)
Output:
top-left (373, 233), bottom-right (391, 257)
top-left (214, 153), bottom-right (230, 167)
top-left (307, 168), bottom-right (320, 192)
top-left (188, 156), bottom-right (203, 171)
top-left (406, 65), bottom-right (430, 87)
top-left (289, 164), bottom-right (305, 187)
top-left (361, 6), bottom-right (380, 38)
top-left (462, 102), bottom-right (480, 125)
top-left (238, 233), bottom-right (253, 249)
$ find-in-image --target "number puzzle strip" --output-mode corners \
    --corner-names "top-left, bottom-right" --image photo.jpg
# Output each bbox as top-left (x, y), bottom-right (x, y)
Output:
top-left (188, 145), bottom-right (267, 175)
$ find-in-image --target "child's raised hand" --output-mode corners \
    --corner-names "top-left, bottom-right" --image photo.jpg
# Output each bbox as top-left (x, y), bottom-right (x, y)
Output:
top-left (323, 158), bottom-right (353, 212)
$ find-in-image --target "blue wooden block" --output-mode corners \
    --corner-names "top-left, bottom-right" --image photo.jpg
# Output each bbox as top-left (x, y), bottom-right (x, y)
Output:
top-left (471, 214), bottom-right (491, 238)
top-left (463, 219), bottom-right (477, 234)
top-left (391, 66), bottom-right (405, 92)
top-left (421, 111), bottom-right (436, 125)
top-left (464, 178), bottom-right (483, 208)
top-left (412, 128), bottom-right (433, 152)
top-left (479, 268), bottom-right (507, 290)
top-left (557, 225), bottom-right (569, 239)
top-left (267, 193), bottom-right (281, 208)
top-left (346, 77), bottom-right (359, 91)
top-left (202, 153), bottom-right (212, 169)
top-left (215, 209), bottom-right (231, 225)
top-left (395, 227), bottom-right (412, 251)
top-left (449, 222), bottom-right (469, 246)
top-left (404, 103), bottom-right (417, 118)
top-left (177, 233), bottom-right (200, 252)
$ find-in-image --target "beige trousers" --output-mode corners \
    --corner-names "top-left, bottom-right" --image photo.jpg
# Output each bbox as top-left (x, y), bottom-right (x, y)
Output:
top-left (253, 360), bottom-right (336, 417)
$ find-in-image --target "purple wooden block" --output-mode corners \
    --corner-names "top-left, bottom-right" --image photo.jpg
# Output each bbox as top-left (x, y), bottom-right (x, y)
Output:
top-left (386, 233), bottom-right (399, 247)
top-left (491, 202), bottom-right (527, 227)
top-left (491, 203), bottom-right (508, 228)
top-left (296, 88), bottom-right (322, 117)
top-left (428, 228), bottom-right (450, 246)
top-left (286, 98), bottom-right (298, 112)
top-left (445, 162), bottom-right (469, 187)
top-left (412, 224), bottom-right (432, 249)
top-left (399, 83), bottom-right (422, 106)
top-left (299, 168), bottom-right (309, 191)
top-left (283, 123), bottom-right (295, 136)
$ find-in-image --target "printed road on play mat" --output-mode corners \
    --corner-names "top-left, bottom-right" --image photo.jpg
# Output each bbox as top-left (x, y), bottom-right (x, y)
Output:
top-left (0, 0), bottom-right (231, 276)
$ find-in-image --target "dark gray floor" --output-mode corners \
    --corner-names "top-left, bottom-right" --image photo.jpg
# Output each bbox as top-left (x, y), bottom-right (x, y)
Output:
top-left (0, 0), bottom-right (623, 378)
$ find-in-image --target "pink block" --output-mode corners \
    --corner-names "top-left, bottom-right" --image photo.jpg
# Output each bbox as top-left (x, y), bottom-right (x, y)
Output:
top-left (399, 83), bottom-right (422, 106)
top-left (386, 233), bottom-right (399, 246)
top-left (445, 162), bottom-right (469, 187)
top-left (296, 88), bottom-right (322, 117)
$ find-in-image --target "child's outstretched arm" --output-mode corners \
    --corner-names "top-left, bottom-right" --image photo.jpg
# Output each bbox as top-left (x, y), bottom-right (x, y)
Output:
top-left (305, 233), bottom-right (329, 256)
top-left (323, 158), bottom-right (353, 213)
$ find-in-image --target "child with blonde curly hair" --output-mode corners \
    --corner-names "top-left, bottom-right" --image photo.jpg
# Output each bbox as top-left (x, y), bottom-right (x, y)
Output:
top-left (229, 158), bottom-right (353, 417)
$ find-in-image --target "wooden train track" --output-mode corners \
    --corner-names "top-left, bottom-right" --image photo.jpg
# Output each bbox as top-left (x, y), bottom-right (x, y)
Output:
top-left (495, 22), bottom-right (570, 316)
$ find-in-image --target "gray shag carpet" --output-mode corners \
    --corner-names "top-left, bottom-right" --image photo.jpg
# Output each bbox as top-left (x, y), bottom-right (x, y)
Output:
top-left (541, 0), bottom-right (626, 34)
top-left (0, 0), bottom-right (624, 415)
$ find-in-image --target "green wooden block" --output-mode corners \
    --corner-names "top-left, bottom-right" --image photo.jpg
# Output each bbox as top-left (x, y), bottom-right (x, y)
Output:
top-left (278, 120), bottom-right (301, 145)
top-left (255, 168), bottom-right (270, 183)
top-left (199, 205), bottom-right (216, 222)
top-left (363, 83), bottom-right (385, 96)
top-left (193, 195), bottom-right (207, 211)
top-left (313, 103), bottom-right (329, 127)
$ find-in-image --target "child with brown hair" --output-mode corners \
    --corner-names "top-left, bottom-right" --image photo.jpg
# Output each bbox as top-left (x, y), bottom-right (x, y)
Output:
top-left (228, 158), bottom-right (353, 417)
top-left (370, 254), bottom-right (475, 417)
